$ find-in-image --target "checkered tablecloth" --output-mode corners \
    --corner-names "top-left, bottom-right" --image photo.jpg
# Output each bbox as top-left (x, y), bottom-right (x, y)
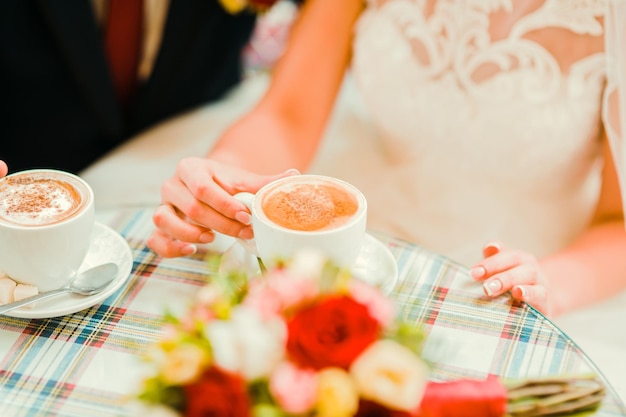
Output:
top-left (0, 207), bottom-right (624, 416)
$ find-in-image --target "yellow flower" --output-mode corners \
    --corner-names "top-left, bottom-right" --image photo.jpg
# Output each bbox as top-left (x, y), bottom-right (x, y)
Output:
top-left (350, 340), bottom-right (429, 412)
top-left (161, 343), bottom-right (209, 385)
top-left (219, 0), bottom-right (248, 14)
top-left (316, 368), bottom-right (359, 417)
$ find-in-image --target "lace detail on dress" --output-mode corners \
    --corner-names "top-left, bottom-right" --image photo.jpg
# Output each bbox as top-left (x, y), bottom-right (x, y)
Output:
top-left (509, 0), bottom-right (604, 38)
top-left (360, 0), bottom-right (604, 100)
top-left (345, 0), bottom-right (607, 264)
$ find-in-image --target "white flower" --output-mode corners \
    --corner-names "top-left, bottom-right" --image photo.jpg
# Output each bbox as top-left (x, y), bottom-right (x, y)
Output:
top-left (205, 306), bottom-right (286, 380)
top-left (286, 249), bottom-right (328, 283)
top-left (196, 284), bottom-right (221, 305)
top-left (350, 339), bottom-right (429, 412)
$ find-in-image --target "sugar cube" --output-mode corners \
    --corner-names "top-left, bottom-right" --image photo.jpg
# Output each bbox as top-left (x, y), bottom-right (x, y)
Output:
top-left (14, 284), bottom-right (39, 305)
top-left (0, 277), bottom-right (17, 305)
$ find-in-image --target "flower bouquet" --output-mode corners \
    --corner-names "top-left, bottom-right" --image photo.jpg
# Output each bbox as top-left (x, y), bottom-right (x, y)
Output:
top-left (137, 250), bottom-right (606, 417)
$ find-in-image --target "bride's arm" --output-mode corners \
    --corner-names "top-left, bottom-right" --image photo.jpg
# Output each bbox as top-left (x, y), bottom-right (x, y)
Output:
top-left (603, 0), bottom-right (626, 210)
top-left (209, 0), bottom-right (365, 173)
top-left (541, 133), bottom-right (626, 316)
top-left (541, 1), bottom-right (626, 316)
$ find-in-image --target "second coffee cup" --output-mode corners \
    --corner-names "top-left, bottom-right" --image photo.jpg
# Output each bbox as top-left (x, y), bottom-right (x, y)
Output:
top-left (235, 175), bottom-right (367, 270)
top-left (0, 169), bottom-right (95, 292)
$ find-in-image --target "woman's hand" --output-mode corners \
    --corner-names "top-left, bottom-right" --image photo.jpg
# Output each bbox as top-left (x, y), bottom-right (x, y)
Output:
top-left (0, 161), bottom-right (7, 177)
top-left (147, 157), bottom-right (299, 258)
top-left (470, 241), bottom-right (552, 316)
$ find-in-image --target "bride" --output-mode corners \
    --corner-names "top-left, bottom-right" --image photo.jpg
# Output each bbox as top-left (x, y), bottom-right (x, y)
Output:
top-left (148, 0), bottom-right (626, 319)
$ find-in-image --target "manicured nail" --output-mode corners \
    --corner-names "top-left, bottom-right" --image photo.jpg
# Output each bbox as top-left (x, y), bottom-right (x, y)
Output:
top-left (284, 168), bottom-right (300, 175)
top-left (470, 266), bottom-right (486, 280)
top-left (238, 228), bottom-right (253, 239)
top-left (513, 285), bottom-right (525, 299)
top-left (199, 232), bottom-right (213, 243)
top-left (483, 242), bottom-right (501, 257)
top-left (235, 211), bottom-right (251, 225)
top-left (484, 241), bottom-right (501, 251)
top-left (182, 244), bottom-right (197, 256)
top-left (483, 279), bottom-right (502, 296)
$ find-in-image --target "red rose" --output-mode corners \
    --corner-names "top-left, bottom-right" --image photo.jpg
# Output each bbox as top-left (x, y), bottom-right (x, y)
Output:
top-left (183, 367), bottom-right (251, 417)
top-left (286, 295), bottom-right (381, 370)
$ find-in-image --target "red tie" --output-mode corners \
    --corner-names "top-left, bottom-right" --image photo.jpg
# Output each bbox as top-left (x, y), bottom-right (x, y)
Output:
top-left (104, 0), bottom-right (143, 108)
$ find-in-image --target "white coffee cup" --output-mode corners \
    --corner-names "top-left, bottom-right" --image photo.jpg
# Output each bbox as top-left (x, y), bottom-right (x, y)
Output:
top-left (235, 174), bottom-right (367, 269)
top-left (0, 169), bottom-right (95, 292)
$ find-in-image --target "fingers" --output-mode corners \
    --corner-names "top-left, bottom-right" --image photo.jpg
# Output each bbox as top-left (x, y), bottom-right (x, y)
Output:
top-left (0, 161), bottom-right (7, 177)
top-left (481, 263), bottom-right (539, 297)
top-left (471, 241), bottom-right (504, 280)
top-left (214, 166), bottom-right (300, 195)
top-left (269, 168), bottom-right (301, 182)
top-left (511, 284), bottom-right (550, 315)
top-left (470, 241), bottom-right (550, 314)
top-left (152, 203), bottom-right (215, 243)
top-left (172, 160), bottom-right (249, 228)
top-left (161, 176), bottom-right (250, 239)
top-left (147, 228), bottom-right (198, 258)
top-left (169, 158), bottom-right (293, 237)
top-left (472, 244), bottom-right (538, 290)
top-left (148, 204), bottom-right (209, 258)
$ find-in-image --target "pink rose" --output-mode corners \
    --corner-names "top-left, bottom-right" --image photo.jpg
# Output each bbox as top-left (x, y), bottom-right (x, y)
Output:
top-left (269, 361), bottom-right (318, 414)
top-left (244, 270), bottom-right (317, 318)
top-left (348, 279), bottom-right (396, 327)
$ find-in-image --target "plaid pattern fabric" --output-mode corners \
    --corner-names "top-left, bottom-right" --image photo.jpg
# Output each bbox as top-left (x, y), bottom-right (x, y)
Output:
top-left (0, 208), bottom-right (624, 416)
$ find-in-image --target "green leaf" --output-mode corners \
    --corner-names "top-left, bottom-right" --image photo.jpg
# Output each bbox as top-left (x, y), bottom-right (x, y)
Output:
top-left (137, 377), bottom-right (185, 412)
top-left (388, 322), bottom-right (426, 356)
top-left (252, 404), bottom-right (287, 417)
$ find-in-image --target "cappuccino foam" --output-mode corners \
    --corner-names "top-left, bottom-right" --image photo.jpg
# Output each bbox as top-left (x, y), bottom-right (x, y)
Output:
top-left (262, 182), bottom-right (359, 231)
top-left (0, 174), bottom-right (84, 226)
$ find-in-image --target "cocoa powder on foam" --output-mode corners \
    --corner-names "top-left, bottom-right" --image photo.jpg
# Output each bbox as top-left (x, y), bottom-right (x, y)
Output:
top-left (262, 183), bottom-right (359, 231)
top-left (0, 176), bottom-right (82, 226)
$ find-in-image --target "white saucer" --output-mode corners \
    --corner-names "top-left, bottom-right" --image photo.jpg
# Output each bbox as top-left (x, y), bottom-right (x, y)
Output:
top-left (219, 233), bottom-right (398, 293)
top-left (3, 222), bottom-right (133, 319)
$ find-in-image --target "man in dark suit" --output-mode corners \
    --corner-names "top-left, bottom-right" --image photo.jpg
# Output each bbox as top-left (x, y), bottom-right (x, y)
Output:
top-left (0, 0), bottom-right (281, 174)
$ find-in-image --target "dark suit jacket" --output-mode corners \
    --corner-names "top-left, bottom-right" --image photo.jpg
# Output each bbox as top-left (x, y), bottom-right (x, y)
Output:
top-left (0, 0), bottom-right (258, 173)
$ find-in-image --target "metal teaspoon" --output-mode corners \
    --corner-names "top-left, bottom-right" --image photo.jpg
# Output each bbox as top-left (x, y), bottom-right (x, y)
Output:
top-left (0, 262), bottom-right (119, 315)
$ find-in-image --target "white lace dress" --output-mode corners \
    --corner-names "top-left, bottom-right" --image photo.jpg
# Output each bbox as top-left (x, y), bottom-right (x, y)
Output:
top-left (313, 0), bottom-right (607, 267)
